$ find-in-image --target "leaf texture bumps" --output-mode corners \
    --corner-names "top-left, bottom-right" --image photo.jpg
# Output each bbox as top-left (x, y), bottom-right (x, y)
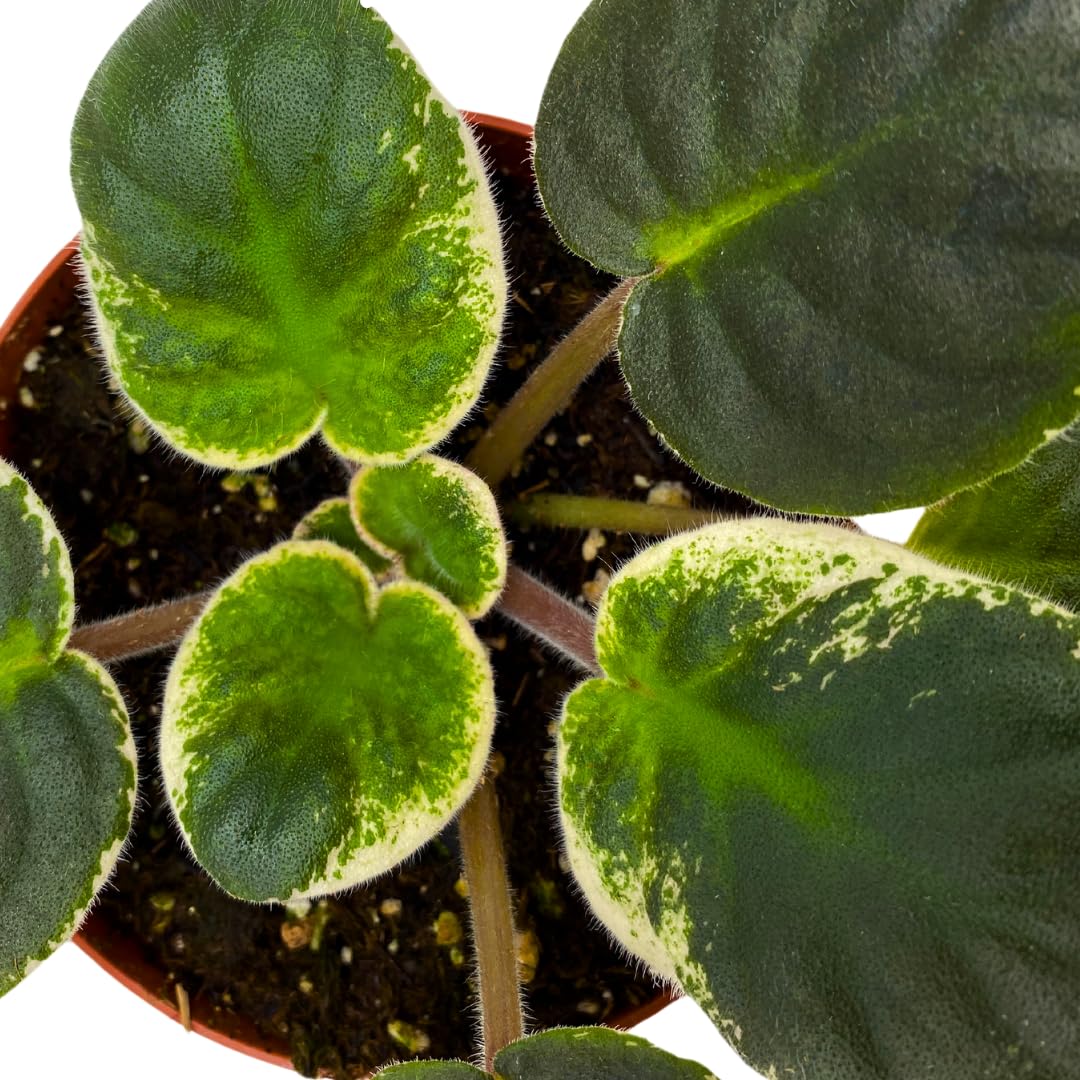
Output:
top-left (559, 519), bottom-right (1080, 1079)
top-left (73, 0), bottom-right (505, 468)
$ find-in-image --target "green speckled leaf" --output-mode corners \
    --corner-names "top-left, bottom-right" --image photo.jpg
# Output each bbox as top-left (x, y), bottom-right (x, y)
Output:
top-left (293, 497), bottom-right (393, 577)
top-left (378, 1063), bottom-right (486, 1079)
top-left (162, 540), bottom-right (495, 903)
top-left (535, 0), bottom-right (1080, 514)
top-left (559, 519), bottom-right (1080, 1079)
top-left (494, 1028), bottom-right (717, 1080)
top-left (0, 462), bottom-right (72, 666)
top-left (909, 421), bottom-right (1080, 609)
top-left (72, 0), bottom-right (505, 469)
top-left (0, 461), bottom-right (136, 997)
top-left (351, 455), bottom-right (506, 617)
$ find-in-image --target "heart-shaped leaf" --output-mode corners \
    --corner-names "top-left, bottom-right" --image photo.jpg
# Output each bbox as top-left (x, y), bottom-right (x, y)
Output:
top-left (161, 540), bottom-right (496, 903)
top-left (350, 456), bottom-right (506, 618)
top-left (559, 519), bottom-right (1080, 1078)
top-left (909, 421), bottom-right (1080, 609)
top-left (535, 0), bottom-right (1080, 514)
top-left (0, 461), bottom-right (136, 997)
top-left (293, 497), bottom-right (393, 578)
top-left (72, 0), bottom-right (505, 469)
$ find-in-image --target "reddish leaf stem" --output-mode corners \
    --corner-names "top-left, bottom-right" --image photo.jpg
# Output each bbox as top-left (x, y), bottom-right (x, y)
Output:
top-left (466, 280), bottom-right (635, 486)
top-left (69, 592), bottom-right (210, 663)
top-left (497, 565), bottom-right (599, 674)
top-left (458, 776), bottom-right (524, 1071)
top-left (70, 569), bottom-right (599, 675)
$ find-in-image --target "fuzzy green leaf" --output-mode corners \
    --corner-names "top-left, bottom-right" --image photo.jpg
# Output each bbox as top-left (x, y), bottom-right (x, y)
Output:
top-left (494, 1028), bottom-right (717, 1080)
top-left (376, 1029), bottom-right (714, 1079)
top-left (351, 456), bottom-right (506, 618)
top-left (0, 461), bottom-right (136, 997)
top-left (72, 0), bottom-right (505, 469)
top-left (909, 421), bottom-right (1080, 608)
top-left (293, 497), bottom-right (393, 577)
top-left (162, 540), bottom-right (496, 903)
top-left (535, 0), bottom-right (1080, 514)
top-left (0, 464), bottom-right (72, 665)
top-left (378, 1064), bottom-right (486, 1079)
top-left (559, 519), bottom-right (1080, 1079)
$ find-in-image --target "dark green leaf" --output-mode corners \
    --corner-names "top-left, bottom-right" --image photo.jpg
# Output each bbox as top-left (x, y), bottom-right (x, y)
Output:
top-left (0, 462), bottom-right (136, 997)
top-left (909, 421), bottom-right (1080, 608)
top-left (536, 0), bottom-right (1080, 513)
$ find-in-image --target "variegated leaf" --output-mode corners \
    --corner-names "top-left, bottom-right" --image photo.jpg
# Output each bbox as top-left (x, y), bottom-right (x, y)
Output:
top-left (0, 460), bottom-right (136, 997)
top-left (162, 540), bottom-right (495, 903)
top-left (376, 1028), bottom-right (716, 1079)
top-left (494, 1028), bottom-right (718, 1080)
top-left (559, 519), bottom-right (1080, 1079)
top-left (378, 1063), bottom-right (486, 1079)
top-left (350, 455), bottom-right (506, 618)
top-left (293, 497), bottom-right (393, 577)
top-left (72, 0), bottom-right (505, 469)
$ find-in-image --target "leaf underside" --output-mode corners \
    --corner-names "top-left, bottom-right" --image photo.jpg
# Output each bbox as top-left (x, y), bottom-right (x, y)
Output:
top-left (0, 461), bottom-right (135, 997)
top-left (161, 540), bottom-right (496, 903)
top-left (535, 0), bottom-right (1080, 514)
top-left (72, 0), bottom-right (505, 468)
top-left (909, 421), bottom-right (1080, 609)
top-left (559, 519), bottom-right (1080, 1079)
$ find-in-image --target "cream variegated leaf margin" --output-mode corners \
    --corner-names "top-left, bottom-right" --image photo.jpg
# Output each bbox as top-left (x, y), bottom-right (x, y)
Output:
top-left (72, 0), bottom-right (506, 469)
top-left (559, 519), bottom-right (1080, 1079)
top-left (0, 459), bottom-right (136, 997)
top-left (162, 540), bottom-right (496, 903)
top-left (293, 496), bottom-right (394, 578)
top-left (350, 455), bottom-right (506, 618)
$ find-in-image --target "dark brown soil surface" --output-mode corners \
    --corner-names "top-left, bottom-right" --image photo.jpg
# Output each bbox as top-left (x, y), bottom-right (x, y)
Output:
top-left (6, 153), bottom-right (754, 1077)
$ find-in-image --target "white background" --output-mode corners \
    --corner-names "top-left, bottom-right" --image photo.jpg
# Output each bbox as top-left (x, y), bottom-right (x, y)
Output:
top-left (0, 3), bottom-right (920, 1078)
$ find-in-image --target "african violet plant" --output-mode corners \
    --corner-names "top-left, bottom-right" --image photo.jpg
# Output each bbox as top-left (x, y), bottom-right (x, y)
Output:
top-left (3, 0), bottom-right (1080, 1078)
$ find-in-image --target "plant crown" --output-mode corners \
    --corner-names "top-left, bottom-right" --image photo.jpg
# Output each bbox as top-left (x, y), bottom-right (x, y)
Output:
top-left (1, 0), bottom-right (1079, 1078)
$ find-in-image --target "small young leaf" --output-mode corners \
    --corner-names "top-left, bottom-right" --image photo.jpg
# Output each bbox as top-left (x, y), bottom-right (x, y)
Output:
top-left (535, 0), bottom-right (1080, 514)
top-left (559, 520), bottom-right (1080, 1078)
top-left (73, 0), bottom-right (505, 469)
top-left (0, 461), bottom-right (136, 997)
top-left (909, 422), bottom-right (1080, 609)
top-left (293, 497), bottom-right (393, 578)
top-left (351, 456), bottom-right (506, 618)
top-left (494, 1027), bottom-right (717, 1080)
top-left (161, 541), bottom-right (496, 903)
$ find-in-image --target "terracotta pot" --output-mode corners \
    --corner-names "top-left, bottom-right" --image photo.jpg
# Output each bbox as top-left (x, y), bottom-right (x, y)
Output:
top-left (0, 112), bottom-right (673, 1073)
